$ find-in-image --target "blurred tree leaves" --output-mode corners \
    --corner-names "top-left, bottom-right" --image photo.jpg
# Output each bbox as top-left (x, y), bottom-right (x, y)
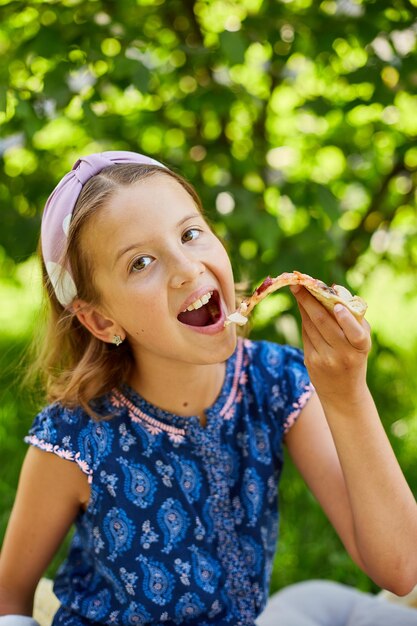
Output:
top-left (1, 0), bottom-right (416, 295)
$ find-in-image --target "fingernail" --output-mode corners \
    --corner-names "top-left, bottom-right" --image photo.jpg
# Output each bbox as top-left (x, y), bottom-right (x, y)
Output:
top-left (334, 303), bottom-right (345, 314)
top-left (290, 285), bottom-right (301, 294)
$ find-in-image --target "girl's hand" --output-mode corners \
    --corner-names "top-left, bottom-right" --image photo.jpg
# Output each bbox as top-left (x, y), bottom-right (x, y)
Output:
top-left (290, 285), bottom-right (371, 405)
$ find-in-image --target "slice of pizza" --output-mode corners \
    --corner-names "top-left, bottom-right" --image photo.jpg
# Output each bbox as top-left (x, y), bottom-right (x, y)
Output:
top-left (225, 270), bottom-right (367, 326)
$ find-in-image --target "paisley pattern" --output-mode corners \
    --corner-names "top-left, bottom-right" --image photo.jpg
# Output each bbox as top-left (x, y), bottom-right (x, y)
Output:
top-left (82, 589), bottom-right (112, 621)
top-left (78, 421), bottom-right (113, 470)
top-left (137, 555), bottom-right (175, 606)
top-left (249, 425), bottom-right (271, 465)
top-left (221, 444), bottom-right (240, 487)
top-left (25, 339), bottom-right (313, 625)
top-left (242, 468), bottom-right (264, 528)
top-left (189, 545), bottom-right (221, 594)
top-left (103, 507), bottom-right (136, 562)
top-left (240, 536), bottom-right (263, 576)
top-left (123, 601), bottom-right (151, 625)
top-left (118, 456), bottom-right (157, 508)
top-left (157, 498), bottom-right (190, 554)
top-left (171, 455), bottom-right (202, 504)
top-left (175, 592), bottom-right (205, 622)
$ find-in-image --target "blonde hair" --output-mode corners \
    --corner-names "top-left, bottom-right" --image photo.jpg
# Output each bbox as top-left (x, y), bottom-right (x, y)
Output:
top-left (31, 164), bottom-right (204, 418)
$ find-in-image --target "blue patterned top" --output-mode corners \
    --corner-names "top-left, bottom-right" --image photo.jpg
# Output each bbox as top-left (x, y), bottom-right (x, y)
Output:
top-left (25, 339), bottom-right (313, 626)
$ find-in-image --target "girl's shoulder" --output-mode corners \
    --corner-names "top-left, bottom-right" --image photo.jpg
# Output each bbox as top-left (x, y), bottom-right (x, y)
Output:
top-left (242, 339), bottom-right (313, 429)
top-left (24, 393), bottom-right (121, 480)
top-left (242, 337), bottom-right (306, 377)
top-left (28, 398), bottom-right (104, 432)
top-left (29, 390), bottom-right (119, 428)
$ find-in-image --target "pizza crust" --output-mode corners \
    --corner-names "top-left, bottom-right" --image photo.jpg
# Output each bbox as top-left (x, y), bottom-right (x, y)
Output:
top-left (225, 270), bottom-right (367, 326)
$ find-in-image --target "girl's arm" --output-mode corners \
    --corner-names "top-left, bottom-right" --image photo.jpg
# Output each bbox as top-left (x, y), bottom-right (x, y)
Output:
top-left (0, 447), bottom-right (90, 615)
top-left (285, 286), bottom-right (417, 595)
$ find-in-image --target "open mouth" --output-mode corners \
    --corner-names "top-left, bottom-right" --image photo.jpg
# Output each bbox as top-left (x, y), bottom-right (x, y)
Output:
top-left (177, 290), bottom-right (222, 327)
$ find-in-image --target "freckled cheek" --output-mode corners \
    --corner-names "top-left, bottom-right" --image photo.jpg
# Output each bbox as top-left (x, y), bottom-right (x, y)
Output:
top-left (147, 299), bottom-right (165, 317)
top-left (128, 299), bottom-right (167, 332)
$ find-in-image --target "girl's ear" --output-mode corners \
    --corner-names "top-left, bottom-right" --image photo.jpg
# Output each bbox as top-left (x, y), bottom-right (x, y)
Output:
top-left (72, 299), bottom-right (124, 345)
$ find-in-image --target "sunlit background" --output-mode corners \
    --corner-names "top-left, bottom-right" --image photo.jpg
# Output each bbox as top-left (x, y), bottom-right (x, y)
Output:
top-left (1, 0), bottom-right (417, 593)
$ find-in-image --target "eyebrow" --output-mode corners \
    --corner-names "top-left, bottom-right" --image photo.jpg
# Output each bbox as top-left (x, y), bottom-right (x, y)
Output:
top-left (114, 212), bottom-right (202, 266)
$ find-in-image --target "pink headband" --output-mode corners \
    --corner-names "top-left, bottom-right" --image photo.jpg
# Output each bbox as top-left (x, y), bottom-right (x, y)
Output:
top-left (41, 150), bottom-right (166, 307)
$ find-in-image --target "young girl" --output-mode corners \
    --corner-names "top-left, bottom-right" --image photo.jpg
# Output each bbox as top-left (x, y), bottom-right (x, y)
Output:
top-left (0, 151), bottom-right (416, 626)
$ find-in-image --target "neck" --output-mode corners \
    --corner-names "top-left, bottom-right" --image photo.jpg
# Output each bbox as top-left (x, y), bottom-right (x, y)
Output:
top-left (127, 354), bottom-right (226, 420)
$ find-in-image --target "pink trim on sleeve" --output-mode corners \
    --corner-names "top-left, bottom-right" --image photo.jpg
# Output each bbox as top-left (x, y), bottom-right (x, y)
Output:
top-left (283, 382), bottom-right (315, 434)
top-left (24, 434), bottom-right (94, 483)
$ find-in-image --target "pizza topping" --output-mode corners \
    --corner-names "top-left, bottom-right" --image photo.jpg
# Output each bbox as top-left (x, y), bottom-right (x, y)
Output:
top-left (226, 310), bottom-right (249, 326)
top-left (316, 280), bottom-right (337, 295)
top-left (178, 290), bottom-right (221, 327)
top-left (255, 276), bottom-right (274, 295)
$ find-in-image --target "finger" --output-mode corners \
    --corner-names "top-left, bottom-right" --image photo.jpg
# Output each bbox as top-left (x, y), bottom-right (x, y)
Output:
top-left (300, 316), bottom-right (316, 362)
top-left (298, 301), bottom-right (331, 351)
top-left (293, 287), bottom-right (345, 346)
top-left (362, 317), bottom-right (371, 333)
top-left (333, 304), bottom-right (371, 351)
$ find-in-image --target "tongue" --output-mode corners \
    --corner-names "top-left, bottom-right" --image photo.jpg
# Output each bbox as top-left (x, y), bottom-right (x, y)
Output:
top-left (178, 304), bottom-right (212, 327)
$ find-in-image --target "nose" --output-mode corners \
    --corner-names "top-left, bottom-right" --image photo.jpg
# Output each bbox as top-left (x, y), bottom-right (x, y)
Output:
top-left (168, 248), bottom-right (205, 289)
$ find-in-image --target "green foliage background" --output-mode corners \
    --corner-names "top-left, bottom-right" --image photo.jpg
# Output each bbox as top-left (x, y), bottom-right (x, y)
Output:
top-left (1, 0), bottom-right (417, 595)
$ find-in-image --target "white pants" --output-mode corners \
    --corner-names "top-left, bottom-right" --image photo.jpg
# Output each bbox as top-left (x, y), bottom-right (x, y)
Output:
top-left (257, 580), bottom-right (417, 626)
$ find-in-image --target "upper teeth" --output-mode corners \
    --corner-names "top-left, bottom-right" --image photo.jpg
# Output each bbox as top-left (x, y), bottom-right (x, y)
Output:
top-left (184, 291), bottom-right (213, 311)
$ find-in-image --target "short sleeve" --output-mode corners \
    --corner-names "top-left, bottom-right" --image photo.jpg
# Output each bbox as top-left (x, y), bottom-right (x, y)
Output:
top-left (246, 340), bottom-right (314, 438)
top-left (24, 402), bottom-right (94, 483)
top-left (279, 344), bottom-right (315, 434)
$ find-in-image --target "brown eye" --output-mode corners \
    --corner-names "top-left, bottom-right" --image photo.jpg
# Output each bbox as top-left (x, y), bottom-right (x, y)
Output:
top-left (131, 256), bottom-right (152, 272)
top-left (182, 228), bottom-right (200, 243)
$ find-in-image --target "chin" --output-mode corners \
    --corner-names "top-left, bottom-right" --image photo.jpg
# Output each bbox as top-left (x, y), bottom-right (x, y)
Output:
top-left (199, 329), bottom-right (238, 364)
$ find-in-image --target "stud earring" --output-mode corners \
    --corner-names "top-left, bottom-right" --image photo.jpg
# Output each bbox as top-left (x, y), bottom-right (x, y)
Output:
top-left (112, 334), bottom-right (123, 347)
